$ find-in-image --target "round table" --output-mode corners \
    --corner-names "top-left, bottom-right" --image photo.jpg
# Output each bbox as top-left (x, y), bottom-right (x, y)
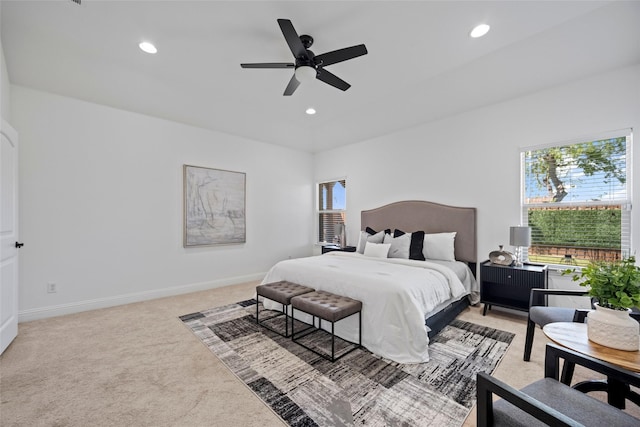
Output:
top-left (543, 322), bottom-right (640, 372)
top-left (543, 321), bottom-right (640, 408)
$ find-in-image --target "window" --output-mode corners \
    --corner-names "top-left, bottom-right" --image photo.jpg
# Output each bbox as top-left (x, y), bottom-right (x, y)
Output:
top-left (521, 130), bottom-right (632, 267)
top-left (318, 179), bottom-right (346, 244)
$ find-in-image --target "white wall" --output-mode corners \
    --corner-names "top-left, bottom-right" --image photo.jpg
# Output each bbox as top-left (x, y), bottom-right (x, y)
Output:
top-left (0, 6), bottom-right (11, 121)
top-left (314, 64), bottom-right (640, 295)
top-left (12, 63), bottom-right (640, 320)
top-left (12, 86), bottom-right (314, 320)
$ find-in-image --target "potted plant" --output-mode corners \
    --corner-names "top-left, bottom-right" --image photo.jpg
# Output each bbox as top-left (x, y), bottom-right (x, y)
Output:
top-left (566, 256), bottom-right (640, 351)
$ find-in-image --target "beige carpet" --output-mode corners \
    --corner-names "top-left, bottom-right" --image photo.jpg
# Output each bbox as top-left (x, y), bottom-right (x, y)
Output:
top-left (1, 281), bottom-right (638, 426)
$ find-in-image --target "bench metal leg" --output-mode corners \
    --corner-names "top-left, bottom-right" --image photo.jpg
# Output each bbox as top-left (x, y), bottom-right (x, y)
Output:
top-left (256, 297), bottom-right (295, 338)
top-left (290, 308), bottom-right (362, 362)
top-left (284, 304), bottom-right (288, 337)
top-left (331, 321), bottom-right (335, 361)
top-left (290, 307), bottom-right (316, 340)
top-left (359, 311), bottom-right (362, 347)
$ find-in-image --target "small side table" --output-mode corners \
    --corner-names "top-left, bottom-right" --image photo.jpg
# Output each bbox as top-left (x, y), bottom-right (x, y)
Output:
top-left (321, 245), bottom-right (357, 254)
top-left (480, 260), bottom-right (548, 315)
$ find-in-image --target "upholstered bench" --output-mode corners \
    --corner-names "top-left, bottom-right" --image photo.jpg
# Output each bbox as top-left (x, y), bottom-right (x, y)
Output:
top-left (256, 281), bottom-right (315, 337)
top-left (290, 290), bottom-right (362, 362)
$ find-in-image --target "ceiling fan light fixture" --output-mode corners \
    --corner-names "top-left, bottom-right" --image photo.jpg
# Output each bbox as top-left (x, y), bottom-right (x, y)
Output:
top-left (294, 65), bottom-right (316, 83)
top-left (470, 24), bottom-right (490, 38)
top-left (139, 41), bottom-right (157, 54)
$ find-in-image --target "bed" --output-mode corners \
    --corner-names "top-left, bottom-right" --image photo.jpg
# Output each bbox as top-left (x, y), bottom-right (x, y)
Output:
top-left (260, 200), bottom-right (478, 363)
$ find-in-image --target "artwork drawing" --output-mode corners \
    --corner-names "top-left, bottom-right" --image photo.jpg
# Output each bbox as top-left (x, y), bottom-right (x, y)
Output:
top-left (184, 165), bottom-right (246, 246)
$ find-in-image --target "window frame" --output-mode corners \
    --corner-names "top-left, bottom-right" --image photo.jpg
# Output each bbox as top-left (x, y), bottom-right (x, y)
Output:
top-left (519, 129), bottom-right (633, 268)
top-left (316, 178), bottom-right (347, 245)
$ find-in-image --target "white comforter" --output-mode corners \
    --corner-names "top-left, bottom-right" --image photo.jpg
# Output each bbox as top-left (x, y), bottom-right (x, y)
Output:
top-left (260, 252), bottom-right (476, 363)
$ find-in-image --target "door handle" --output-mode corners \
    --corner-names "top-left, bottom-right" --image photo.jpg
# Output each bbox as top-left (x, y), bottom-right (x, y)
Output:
top-left (15, 242), bottom-right (24, 248)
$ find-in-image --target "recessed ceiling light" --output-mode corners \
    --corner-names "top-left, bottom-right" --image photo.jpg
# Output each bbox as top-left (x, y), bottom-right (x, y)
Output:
top-left (139, 41), bottom-right (157, 54)
top-left (470, 24), bottom-right (490, 38)
top-left (306, 108), bottom-right (316, 115)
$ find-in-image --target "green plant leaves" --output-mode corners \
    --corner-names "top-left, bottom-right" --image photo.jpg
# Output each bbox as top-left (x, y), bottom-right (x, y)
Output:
top-left (564, 256), bottom-right (640, 310)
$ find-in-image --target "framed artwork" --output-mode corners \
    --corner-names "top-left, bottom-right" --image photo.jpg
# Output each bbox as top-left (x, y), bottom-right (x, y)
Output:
top-left (183, 165), bottom-right (246, 247)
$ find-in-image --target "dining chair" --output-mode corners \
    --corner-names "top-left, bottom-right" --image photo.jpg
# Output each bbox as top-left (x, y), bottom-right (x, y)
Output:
top-left (565, 306), bottom-right (640, 409)
top-left (477, 343), bottom-right (640, 426)
top-left (524, 288), bottom-right (591, 362)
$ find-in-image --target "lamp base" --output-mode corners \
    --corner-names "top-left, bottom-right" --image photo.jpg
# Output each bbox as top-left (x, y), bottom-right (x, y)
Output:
top-left (514, 247), bottom-right (524, 266)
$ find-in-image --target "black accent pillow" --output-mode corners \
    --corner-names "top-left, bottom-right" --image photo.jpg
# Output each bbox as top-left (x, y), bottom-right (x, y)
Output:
top-left (391, 229), bottom-right (425, 260)
top-left (366, 226), bottom-right (391, 235)
top-left (410, 231), bottom-right (426, 261)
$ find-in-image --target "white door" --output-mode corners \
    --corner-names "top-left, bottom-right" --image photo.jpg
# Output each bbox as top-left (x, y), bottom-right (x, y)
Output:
top-left (1, 119), bottom-right (19, 355)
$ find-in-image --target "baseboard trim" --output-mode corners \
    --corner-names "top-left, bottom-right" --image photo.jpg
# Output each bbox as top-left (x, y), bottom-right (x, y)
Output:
top-left (18, 272), bottom-right (266, 322)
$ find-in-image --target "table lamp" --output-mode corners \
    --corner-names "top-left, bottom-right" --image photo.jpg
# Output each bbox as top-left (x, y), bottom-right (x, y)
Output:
top-left (510, 226), bottom-right (531, 266)
top-left (335, 223), bottom-right (345, 247)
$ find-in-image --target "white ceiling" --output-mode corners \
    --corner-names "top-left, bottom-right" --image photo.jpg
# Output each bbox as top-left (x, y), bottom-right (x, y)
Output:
top-left (2, 1), bottom-right (640, 153)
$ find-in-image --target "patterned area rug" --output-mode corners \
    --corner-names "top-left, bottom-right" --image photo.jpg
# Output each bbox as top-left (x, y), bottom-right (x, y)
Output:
top-left (180, 299), bottom-right (514, 427)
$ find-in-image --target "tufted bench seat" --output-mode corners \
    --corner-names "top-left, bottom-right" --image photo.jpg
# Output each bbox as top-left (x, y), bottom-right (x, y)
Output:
top-left (256, 281), bottom-right (315, 337)
top-left (290, 290), bottom-right (362, 362)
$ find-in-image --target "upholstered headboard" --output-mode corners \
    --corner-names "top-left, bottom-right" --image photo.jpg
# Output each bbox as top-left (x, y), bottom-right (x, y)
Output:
top-left (360, 200), bottom-right (477, 264)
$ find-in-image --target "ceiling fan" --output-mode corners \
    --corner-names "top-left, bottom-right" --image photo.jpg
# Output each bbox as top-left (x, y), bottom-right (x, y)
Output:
top-left (241, 19), bottom-right (368, 96)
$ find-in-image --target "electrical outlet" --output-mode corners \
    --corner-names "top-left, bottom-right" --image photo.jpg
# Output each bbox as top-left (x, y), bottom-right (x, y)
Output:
top-left (47, 282), bottom-right (57, 293)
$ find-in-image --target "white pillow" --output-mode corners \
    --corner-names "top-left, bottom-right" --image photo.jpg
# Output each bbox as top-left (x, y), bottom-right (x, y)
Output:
top-left (363, 242), bottom-right (391, 258)
top-left (423, 232), bottom-right (457, 261)
top-left (356, 230), bottom-right (385, 254)
top-left (383, 232), bottom-right (411, 259)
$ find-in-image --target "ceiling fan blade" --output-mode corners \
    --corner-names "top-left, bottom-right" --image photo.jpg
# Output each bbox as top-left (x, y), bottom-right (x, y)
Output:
top-left (315, 44), bottom-right (367, 67)
top-left (316, 69), bottom-right (351, 91)
top-left (277, 19), bottom-right (307, 59)
top-left (241, 63), bottom-right (294, 69)
top-left (283, 74), bottom-right (300, 96)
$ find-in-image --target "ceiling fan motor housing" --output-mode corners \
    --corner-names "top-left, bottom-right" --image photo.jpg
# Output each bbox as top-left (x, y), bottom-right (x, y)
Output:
top-left (299, 34), bottom-right (314, 49)
top-left (296, 49), bottom-right (316, 68)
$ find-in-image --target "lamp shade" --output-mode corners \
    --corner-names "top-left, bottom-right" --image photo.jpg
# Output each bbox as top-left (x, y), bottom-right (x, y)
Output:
top-left (510, 226), bottom-right (531, 247)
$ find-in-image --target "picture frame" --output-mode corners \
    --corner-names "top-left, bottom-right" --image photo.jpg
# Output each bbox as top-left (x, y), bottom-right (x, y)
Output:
top-left (183, 165), bottom-right (246, 247)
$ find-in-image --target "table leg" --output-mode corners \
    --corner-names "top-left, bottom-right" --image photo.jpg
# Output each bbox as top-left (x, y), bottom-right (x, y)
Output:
top-left (607, 377), bottom-right (628, 409)
top-left (572, 378), bottom-right (630, 410)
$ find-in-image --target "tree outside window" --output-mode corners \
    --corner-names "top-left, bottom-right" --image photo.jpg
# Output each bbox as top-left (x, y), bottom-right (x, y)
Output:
top-left (522, 132), bottom-right (631, 266)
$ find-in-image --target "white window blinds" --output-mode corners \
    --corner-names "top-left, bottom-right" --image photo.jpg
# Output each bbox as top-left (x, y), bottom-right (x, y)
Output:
top-left (318, 179), bottom-right (346, 244)
top-left (521, 130), bottom-right (632, 266)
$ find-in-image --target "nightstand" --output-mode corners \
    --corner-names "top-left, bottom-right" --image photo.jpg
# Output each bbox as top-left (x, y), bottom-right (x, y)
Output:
top-left (321, 245), bottom-right (357, 254)
top-left (480, 260), bottom-right (548, 315)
